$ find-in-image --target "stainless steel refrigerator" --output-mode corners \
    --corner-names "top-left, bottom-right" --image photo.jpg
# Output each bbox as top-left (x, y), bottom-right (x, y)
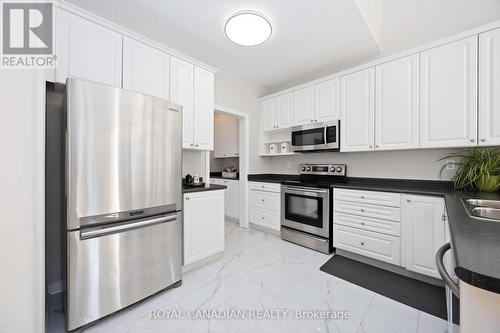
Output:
top-left (64, 79), bottom-right (183, 331)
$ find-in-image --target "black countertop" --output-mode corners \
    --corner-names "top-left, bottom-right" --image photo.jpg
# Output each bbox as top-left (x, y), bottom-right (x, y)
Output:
top-left (210, 172), bottom-right (239, 180)
top-left (248, 174), bottom-right (500, 294)
top-left (183, 183), bottom-right (227, 193)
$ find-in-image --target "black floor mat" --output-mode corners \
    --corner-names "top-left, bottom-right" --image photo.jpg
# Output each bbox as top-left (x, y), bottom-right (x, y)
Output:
top-left (320, 255), bottom-right (459, 324)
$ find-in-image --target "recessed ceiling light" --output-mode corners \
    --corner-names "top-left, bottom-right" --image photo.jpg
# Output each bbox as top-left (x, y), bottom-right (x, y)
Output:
top-left (225, 10), bottom-right (272, 46)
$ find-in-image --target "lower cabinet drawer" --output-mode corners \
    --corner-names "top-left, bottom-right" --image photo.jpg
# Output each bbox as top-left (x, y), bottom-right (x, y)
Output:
top-left (334, 212), bottom-right (401, 237)
top-left (250, 207), bottom-right (280, 231)
top-left (334, 200), bottom-right (401, 222)
top-left (249, 181), bottom-right (281, 193)
top-left (333, 224), bottom-right (400, 265)
top-left (250, 190), bottom-right (280, 210)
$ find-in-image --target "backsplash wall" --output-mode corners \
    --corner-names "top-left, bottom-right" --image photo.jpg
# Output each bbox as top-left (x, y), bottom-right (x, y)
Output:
top-left (257, 148), bottom-right (461, 181)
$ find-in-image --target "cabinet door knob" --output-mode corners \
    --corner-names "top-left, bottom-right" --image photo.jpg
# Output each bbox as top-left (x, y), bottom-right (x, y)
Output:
top-left (360, 209), bottom-right (365, 212)
top-left (481, 139), bottom-right (486, 142)
top-left (360, 242), bottom-right (365, 246)
top-left (361, 222), bottom-right (365, 226)
top-left (185, 197), bottom-right (190, 200)
top-left (375, 145), bottom-right (379, 148)
top-left (261, 216), bottom-right (265, 220)
top-left (360, 195), bottom-right (365, 199)
top-left (310, 120), bottom-right (314, 122)
top-left (470, 139), bottom-right (475, 143)
top-left (195, 144), bottom-right (199, 147)
top-left (261, 199), bottom-right (265, 202)
top-left (407, 199), bottom-right (411, 203)
top-left (369, 145), bottom-right (373, 149)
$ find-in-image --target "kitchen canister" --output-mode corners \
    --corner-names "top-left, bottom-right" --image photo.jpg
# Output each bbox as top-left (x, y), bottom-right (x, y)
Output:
top-left (269, 143), bottom-right (278, 154)
top-left (281, 142), bottom-right (290, 154)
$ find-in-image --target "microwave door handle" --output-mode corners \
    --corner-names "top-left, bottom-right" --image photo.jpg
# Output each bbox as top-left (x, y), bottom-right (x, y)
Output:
top-left (324, 126), bottom-right (328, 145)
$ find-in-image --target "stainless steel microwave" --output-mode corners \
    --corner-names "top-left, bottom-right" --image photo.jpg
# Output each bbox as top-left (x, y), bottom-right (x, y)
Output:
top-left (291, 120), bottom-right (340, 152)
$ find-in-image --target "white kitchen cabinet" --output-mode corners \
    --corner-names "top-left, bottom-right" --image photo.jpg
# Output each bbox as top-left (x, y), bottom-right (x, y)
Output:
top-left (402, 195), bottom-right (446, 279)
top-left (122, 37), bottom-right (170, 99)
top-left (210, 178), bottom-right (239, 220)
top-left (260, 94), bottom-right (293, 131)
top-left (293, 86), bottom-right (315, 126)
top-left (214, 114), bottom-right (239, 158)
top-left (55, 9), bottom-right (122, 87)
top-left (315, 78), bottom-right (341, 123)
top-left (341, 68), bottom-right (375, 152)
top-left (261, 98), bottom-right (278, 132)
top-left (479, 28), bottom-right (500, 146)
top-left (375, 54), bottom-right (419, 150)
top-left (193, 66), bottom-right (215, 150)
top-left (183, 190), bottom-right (224, 265)
top-left (420, 36), bottom-right (478, 148)
top-left (249, 182), bottom-right (280, 232)
top-left (170, 56), bottom-right (194, 149)
top-left (277, 93), bottom-right (294, 128)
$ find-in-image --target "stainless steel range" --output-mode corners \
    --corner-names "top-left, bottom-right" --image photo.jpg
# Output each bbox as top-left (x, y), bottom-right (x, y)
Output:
top-left (281, 164), bottom-right (346, 254)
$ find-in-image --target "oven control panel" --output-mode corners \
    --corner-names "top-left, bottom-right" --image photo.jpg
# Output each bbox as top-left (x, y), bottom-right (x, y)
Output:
top-left (299, 164), bottom-right (346, 176)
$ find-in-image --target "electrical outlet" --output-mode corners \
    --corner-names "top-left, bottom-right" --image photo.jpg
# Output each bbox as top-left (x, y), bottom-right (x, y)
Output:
top-left (445, 159), bottom-right (456, 170)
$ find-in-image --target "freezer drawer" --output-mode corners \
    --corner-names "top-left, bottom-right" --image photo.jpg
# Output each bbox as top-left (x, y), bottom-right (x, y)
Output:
top-left (67, 212), bottom-right (182, 331)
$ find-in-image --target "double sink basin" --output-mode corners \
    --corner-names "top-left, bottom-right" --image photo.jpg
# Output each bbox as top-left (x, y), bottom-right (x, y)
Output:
top-left (463, 199), bottom-right (500, 221)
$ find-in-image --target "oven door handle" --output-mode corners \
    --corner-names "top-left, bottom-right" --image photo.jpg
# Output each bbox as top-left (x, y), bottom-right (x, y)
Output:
top-left (284, 187), bottom-right (329, 195)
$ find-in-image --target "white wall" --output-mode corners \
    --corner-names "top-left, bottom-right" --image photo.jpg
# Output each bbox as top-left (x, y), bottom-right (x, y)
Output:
top-left (182, 150), bottom-right (207, 178)
top-left (0, 70), bottom-right (45, 333)
top-left (214, 71), bottom-right (269, 173)
top-left (259, 148), bottom-right (458, 180)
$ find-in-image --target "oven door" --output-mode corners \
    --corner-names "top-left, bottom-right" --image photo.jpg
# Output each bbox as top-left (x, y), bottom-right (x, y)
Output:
top-left (281, 186), bottom-right (330, 238)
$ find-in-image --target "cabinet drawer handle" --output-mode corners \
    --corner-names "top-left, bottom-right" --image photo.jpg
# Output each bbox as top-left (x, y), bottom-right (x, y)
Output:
top-left (360, 242), bottom-right (365, 246)
top-left (261, 199), bottom-right (265, 202)
top-left (360, 195), bottom-right (365, 199)
top-left (407, 199), bottom-right (411, 203)
top-left (481, 139), bottom-right (486, 142)
top-left (261, 216), bottom-right (265, 220)
top-left (470, 139), bottom-right (475, 143)
top-left (360, 222), bottom-right (365, 226)
top-left (185, 197), bottom-right (190, 200)
top-left (360, 208), bottom-right (365, 212)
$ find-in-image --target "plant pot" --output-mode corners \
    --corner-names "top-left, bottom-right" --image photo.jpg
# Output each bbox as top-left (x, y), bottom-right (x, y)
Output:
top-left (475, 175), bottom-right (500, 192)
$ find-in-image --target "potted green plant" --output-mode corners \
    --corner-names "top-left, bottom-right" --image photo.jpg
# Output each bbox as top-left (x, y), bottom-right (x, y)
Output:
top-left (440, 147), bottom-right (500, 192)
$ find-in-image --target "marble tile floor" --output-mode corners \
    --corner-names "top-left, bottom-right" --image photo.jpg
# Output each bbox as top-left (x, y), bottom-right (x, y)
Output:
top-left (49, 220), bottom-right (459, 333)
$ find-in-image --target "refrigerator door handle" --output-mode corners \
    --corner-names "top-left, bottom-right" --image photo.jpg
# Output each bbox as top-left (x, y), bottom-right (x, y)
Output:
top-left (80, 213), bottom-right (177, 239)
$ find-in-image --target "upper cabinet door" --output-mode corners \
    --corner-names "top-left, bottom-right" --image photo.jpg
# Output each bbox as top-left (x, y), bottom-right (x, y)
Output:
top-left (261, 98), bottom-right (278, 132)
top-left (170, 57), bottom-right (194, 149)
top-left (56, 9), bottom-right (122, 87)
top-left (122, 37), bottom-right (170, 99)
top-left (315, 79), bottom-right (341, 122)
top-left (277, 93), bottom-right (293, 129)
top-left (375, 54), bottom-right (419, 150)
top-left (193, 66), bottom-right (215, 150)
top-left (420, 36), bottom-right (478, 148)
top-left (479, 28), bottom-right (500, 146)
top-left (341, 68), bottom-right (375, 152)
top-left (293, 87), bottom-right (315, 125)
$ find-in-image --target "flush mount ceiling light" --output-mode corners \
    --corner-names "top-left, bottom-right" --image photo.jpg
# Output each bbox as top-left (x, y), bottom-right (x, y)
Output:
top-left (225, 10), bottom-right (272, 46)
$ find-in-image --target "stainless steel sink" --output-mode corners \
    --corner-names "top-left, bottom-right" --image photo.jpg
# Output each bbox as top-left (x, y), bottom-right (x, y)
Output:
top-left (466, 199), bottom-right (500, 209)
top-left (463, 198), bottom-right (500, 221)
top-left (471, 207), bottom-right (500, 220)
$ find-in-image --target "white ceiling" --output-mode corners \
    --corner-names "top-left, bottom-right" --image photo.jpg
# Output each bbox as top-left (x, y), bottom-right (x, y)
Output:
top-left (66, 0), bottom-right (500, 92)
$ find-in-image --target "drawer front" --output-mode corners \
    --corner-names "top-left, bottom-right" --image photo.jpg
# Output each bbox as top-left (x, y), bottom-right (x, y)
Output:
top-left (334, 188), bottom-right (401, 207)
top-left (334, 200), bottom-right (401, 222)
top-left (333, 225), bottom-right (400, 265)
top-left (250, 190), bottom-right (280, 210)
top-left (334, 212), bottom-right (400, 237)
top-left (249, 181), bottom-right (281, 193)
top-left (250, 207), bottom-right (280, 231)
